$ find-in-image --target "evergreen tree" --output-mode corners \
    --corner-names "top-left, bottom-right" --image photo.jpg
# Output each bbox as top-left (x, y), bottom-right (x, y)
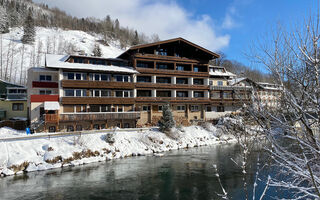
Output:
top-left (132, 30), bottom-right (139, 45)
top-left (158, 104), bottom-right (175, 133)
top-left (92, 43), bottom-right (102, 57)
top-left (21, 10), bottom-right (35, 44)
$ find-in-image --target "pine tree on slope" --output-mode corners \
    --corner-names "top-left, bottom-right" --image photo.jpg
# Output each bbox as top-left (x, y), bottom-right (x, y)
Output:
top-left (92, 43), bottom-right (102, 57)
top-left (21, 10), bottom-right (35, 44)
top-left (158, 104), bottom-right (175, 133)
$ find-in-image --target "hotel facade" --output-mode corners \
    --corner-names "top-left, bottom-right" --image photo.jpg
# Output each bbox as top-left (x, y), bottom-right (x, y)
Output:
top-left (27, 38), bottom-right (252, 132)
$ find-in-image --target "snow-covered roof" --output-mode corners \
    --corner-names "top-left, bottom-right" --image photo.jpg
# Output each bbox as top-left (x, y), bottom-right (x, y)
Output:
top-left (228, 77), bottom-right (248, 85)
top-left (209, 65), bottom-right (236, 77)
top-left (45, 54), bottom-right (138, 74)
top-left (44, 101), bottom-right (60, 111)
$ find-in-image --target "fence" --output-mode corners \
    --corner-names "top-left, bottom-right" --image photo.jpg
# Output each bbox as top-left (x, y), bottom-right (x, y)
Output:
top-left (0, 120), bottom-right (27, 130)
top-left (0, 127), bottom-right (154, 142)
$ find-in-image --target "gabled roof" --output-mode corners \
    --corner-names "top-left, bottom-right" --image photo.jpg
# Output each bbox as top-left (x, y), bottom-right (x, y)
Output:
top-left (118, 37), bottom-right (220, 59)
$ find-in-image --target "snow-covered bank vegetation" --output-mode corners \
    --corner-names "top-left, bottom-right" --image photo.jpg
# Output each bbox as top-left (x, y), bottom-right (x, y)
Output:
top-left (0, 125), bottom-right (236, 177)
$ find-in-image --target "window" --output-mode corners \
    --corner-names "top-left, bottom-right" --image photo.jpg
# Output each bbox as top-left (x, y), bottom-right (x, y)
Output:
top-left (49, 126), bottom-right (56, 133)
top-left (206, 106), bottom-right (212, 112)
top-left (40, 90), bottom-right (52, 95)
top-left (76, 89), bottom-right (82, 97)
top-left (65, 89), bottom-right (75, 97)
top-left (116, 91), bottom-right (123, 97)
top-left (218, 81), bottom-right (223, 86)
top-left (177, 105), bottom-right (185, 111)
top-left (124, 91), bottom-right (130, 97)
top-left (193, 66), bottom-right (199, 72)
top-left (177, 91), bottom-right (188, 97)
top-left (94, 74), bottom-right (100, 81)
top-left (117, 106), bottom-right (123, 112)
top-left (101, 74), bottom-right (110, 81)
top-left (115, 75), bottom-right (130, 82)
top-left (68, 73), bottom-right (74, 80)
top-left (137, 61), bottom-right (153, 68)
top-left (156, 48), bottom-right (167, 56)
top-left (90, 105), bottom-right (100, 112)
top-left (193, 79), bottom-right (204, 85)
top-left (156, 77), bottom-right (171, 84)
top-left (194, 91), bottom-right (204, 98)
top-left (176, 65), bottom-right (184, 71)
top-left (40, 75), bottom-right (52, 81)
top-left (101, 105), bottom-right (111, 112)
top-left (137, 76), bottom-right (151, 83)
top-left (101, 90), bottom-right (111, 97)
top-left (12, 103), bottom-right (23, 111)
top-left (142, 105), bottom-right (150, 111)
top-left (75, 105), bottom-right (86, 113)
top-left (157, 63), bottom-right (169, 70)
top-left (137, 90), bottom-right (151, 97)
top-left (75, 73), bottom-right (82, 80)
top-left (158, 105), bottom-right (163, 111)
top-left (76, 125), bottom-right (82, 131)
top-left (191, 105), bottom-right (200, 112)
top-left (209, 81), bottom-right (213, 85)
top-left (93, 124), bottom-right (100, 130)
top-left (176, 78), bottom-right (188, 84)
top-left (124, 123), bottom-right (130, 128)
top-left (217, 106), bottom-right (225, 112)
top-left (67, 125), bottom-right (74, 132)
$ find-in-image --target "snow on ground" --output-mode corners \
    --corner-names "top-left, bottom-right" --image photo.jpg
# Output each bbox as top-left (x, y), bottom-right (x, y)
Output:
top-left (0, 127), bottom-right (25, 138)
top-left (0, 126), bottom-right (236, 176)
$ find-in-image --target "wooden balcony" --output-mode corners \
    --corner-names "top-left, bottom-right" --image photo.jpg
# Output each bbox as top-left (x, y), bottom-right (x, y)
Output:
top-left (61, 80), bottom-right (135, 89)
top-left (30, 95), bottom-right (59, 103)
top-left (45, 114), bottom-right (59, 123)
top-left (135, 82), bottom-right (209, 90)
top-left (59, 112), bottom-right (140, 122)
top-left (135, 97), bottom-right (210, 104)
top-left (32, 81), bottom-right (58, 88)
top-left (210, 85), bottom-right (253, 91)
top-left (134, 53), bottom-right (204, 63)
top-left (136, 68), bottom-right (209, 78)
top-left (61, 97), bottom-right (135, 105)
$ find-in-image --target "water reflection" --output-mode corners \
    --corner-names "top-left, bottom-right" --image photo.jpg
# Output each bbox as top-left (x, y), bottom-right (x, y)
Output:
top-left (0, 144), bottom-right (270, 200)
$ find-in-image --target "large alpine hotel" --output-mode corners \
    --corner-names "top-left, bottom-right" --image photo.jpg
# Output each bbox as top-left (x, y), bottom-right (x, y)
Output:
top-left (27, 38), bottom-right (279, 132)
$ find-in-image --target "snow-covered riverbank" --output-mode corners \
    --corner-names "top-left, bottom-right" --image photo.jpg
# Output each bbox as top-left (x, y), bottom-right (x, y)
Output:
top-left (0, 125), bottom-right (236, 176)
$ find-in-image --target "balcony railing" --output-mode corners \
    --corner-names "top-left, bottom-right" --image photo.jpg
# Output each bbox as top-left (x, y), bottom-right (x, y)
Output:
top-left (210, 85), bottom-right (252, 91)
top-left (135, 82), bottom-right (209, 90)
top-left (135, 97), bottom-right (210, 102)
top-left (45, 114), bottom-right (59, 123)
top-left (7, 94), bottom-right (27, 100)
top-left (59, 112), bottom-right (140, 122)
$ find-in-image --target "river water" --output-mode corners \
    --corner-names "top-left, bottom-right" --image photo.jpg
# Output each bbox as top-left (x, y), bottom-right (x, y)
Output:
top-left (0, 144), bottom-right (279, 200)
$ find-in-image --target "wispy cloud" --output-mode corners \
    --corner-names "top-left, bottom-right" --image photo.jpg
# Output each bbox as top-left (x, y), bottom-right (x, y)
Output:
top-left (222, 0), bottom-right (247, 30)
top-left (33, 0), bottom-right (231, 51)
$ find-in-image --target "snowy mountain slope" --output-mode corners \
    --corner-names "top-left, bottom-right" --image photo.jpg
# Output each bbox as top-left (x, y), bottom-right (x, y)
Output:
top-left (0, 27), bottom-right (125, 85)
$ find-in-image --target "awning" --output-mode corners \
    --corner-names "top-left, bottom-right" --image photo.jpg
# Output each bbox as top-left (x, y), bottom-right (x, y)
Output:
top-left (44, 101), bottom-right (60, 110)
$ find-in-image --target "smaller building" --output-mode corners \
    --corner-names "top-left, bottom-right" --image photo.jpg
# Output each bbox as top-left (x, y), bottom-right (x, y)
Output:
top-left (0, 79), bottom-right (27, 121)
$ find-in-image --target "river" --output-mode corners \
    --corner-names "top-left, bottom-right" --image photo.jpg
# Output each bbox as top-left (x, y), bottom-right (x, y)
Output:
top-left (0, 143), bottom-right (279, 200)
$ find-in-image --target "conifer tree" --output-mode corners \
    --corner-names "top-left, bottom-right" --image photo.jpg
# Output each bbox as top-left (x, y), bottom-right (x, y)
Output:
top-left (92, 43), bottom-right (102, 57)
top-left (132, 30), bottom-right (139, 45)
top-left (21, 10), bottom-right (35, 44)
top-left (158, 104), bottom-right (175, 133)
top-left (0, 6), bottom-right (9, 33)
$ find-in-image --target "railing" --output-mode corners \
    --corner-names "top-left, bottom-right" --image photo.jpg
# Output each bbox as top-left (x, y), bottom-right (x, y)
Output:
top-left (135, 97), bottom-right (210, 102)
top-left (30, 95), bottom-right (59, 102)
top-left (59, 112), bottom-right (140, 122)
top-left (135, 82), bottom-right (209, 90)
top-left (45, 114), bottom-right (59, 123)
top-left (61, 80), bottom-right (135, 89)
top-left (210, 85), bottom-right (252, 91)
top-left (32, 81), bottom-right (59, 88)
top-left (136, 68), bottom-right (209, 77)
top-left (7, 94), bottom-right (27, 100)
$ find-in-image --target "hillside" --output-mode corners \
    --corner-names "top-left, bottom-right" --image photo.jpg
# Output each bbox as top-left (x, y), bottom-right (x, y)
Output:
top-left (0, 27), bottom-right (125, 85)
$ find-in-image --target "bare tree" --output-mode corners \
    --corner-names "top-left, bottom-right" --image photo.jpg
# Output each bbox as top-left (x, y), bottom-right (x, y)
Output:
top-left (247, 11), bottom-right (320, 199)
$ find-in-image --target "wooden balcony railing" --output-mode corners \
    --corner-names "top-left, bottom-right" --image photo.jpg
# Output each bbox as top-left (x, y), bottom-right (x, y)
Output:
top-left (59, 112), bottom-right (140, 122)
top-left (61, 80), bottom-right (135, 89)
top-left (136, 68), bottom-right (209, 78)
top-left (45, 114), bottom-right (59, 123)
top-left (210, 85), bottom-right (253, 91)
top-left (135, 97), bottom-right (210, 103)
top-left (135, 82), bottom-right (209, 90)
top-left (61, 97), bottom-right (135, 104)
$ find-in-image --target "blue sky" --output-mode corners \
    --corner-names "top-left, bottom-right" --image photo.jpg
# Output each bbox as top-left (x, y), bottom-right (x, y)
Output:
top-left (34, 0), bottom-right (316, 70)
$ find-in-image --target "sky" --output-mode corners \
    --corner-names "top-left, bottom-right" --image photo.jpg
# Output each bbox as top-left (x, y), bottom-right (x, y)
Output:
top-left (33, 0), bottom-right (316, 70)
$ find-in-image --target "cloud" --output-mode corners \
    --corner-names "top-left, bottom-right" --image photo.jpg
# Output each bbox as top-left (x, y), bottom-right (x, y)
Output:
top-left (222, 0), bottom-right (243, 29)
top-left (33, 0), bottom-right (230, 51)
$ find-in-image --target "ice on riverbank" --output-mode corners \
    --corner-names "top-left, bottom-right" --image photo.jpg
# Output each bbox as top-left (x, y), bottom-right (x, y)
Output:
top-left (0, 126), bottom-right (236, 176)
